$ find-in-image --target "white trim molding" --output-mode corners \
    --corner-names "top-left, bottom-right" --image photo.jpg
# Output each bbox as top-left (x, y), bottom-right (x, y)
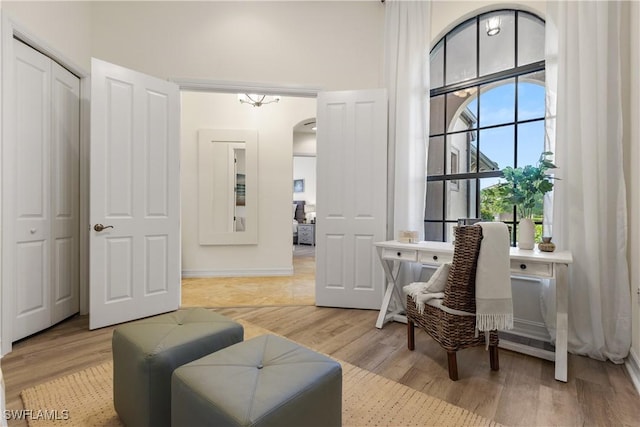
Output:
top-left (182, 267), bottom-right (293, 278)
top-left (626, 348), bottom-right (640, 396)
top-left (171, 78), bottom-right (322, 98)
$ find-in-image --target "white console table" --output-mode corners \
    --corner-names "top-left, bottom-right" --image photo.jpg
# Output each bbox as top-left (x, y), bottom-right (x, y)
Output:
top-left (373, 240), bottom-right (573, 382)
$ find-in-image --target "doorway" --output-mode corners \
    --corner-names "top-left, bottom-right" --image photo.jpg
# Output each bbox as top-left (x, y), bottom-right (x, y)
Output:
top-left (179, 90), bottom-right (317, 307)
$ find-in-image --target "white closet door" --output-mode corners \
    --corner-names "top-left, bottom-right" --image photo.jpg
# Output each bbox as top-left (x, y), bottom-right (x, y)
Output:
top-left (8, 39), bottom-right (80, 341)
top-left (11, 39), bottom-right (53, 340)
top-left (50, 61), bottom-right (80, 324)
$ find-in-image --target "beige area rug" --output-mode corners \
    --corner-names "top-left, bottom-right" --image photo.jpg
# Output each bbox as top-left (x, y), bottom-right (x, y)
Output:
top-left (21, 321), bottom-right (500, 427)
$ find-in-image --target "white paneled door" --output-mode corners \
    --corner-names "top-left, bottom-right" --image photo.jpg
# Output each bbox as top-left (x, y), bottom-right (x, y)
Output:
top-left (315, 89), bottom-right (388, 309)
top-left (89, 59), bottom-right (180, 330)
top-left (8, 39), bottom-right (80, 341)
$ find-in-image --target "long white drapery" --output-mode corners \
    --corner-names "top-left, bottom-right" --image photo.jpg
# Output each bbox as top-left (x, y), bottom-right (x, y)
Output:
top-left (384, 0), bottom-right (429, 242)
top-left (545, 1), bottom-right (631, 363)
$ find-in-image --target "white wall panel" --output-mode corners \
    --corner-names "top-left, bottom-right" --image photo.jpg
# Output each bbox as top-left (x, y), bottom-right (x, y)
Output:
top-left (16, 241), bottom-right (46, 315)
top-left (354, 235), bottom-right (374, 291)
top-left (106, 79), bottom-right (134, 218)
top-left (325, 235), bottom-right (345, 288)
top-left (145, 235), bottom-right (168, 295)
top-left (106, 238), bottom-right (133, 301)
top-left (146, 90), bottom-right (169, 218)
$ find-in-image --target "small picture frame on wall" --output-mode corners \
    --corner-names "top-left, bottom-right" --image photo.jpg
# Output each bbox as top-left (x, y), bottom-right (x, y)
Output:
top-left (293, 179), bottom-right (305, 193)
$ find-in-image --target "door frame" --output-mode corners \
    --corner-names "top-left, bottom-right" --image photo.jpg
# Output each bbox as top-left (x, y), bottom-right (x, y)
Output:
top-left (0, 12), bottom-right (91, 355)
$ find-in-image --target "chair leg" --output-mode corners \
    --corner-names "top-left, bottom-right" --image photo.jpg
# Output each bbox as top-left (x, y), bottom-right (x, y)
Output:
top-left (447, 351), bottom-right (459, 381)
top-left (407, 319), bottom-right (415, 351)
top-left (489, 344), bottom-right (499, 371)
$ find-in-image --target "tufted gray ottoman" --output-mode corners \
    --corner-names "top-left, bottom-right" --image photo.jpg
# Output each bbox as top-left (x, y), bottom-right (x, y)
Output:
top-left (171, 334), bottom-right (342, 427)
top-left (112, 308), bottom-right (243, 427)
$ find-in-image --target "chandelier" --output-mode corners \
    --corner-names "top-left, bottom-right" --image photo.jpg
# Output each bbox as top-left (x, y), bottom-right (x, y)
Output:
top-left (237, 94), bottom-right (281, 107)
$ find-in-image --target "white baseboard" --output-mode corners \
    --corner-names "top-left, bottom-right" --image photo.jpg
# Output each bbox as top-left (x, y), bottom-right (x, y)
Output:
top-left (626, 348), bottom-right (640, 396)
top-left (181, 267), bottom-right (293, 278)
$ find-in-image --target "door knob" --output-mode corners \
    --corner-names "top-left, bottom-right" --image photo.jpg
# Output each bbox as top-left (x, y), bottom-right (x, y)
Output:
top-left (94, 224), bottom-right (114, 232)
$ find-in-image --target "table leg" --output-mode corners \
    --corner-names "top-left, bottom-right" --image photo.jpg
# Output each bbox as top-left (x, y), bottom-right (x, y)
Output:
top-left (375, 254), bottom-right (403, 329)
top-left (555, 263), bottom-right (569, 382)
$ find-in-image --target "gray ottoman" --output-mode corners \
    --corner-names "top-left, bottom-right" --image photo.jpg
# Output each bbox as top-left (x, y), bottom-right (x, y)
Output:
top-left (172, 334), bottom-right (342, 427)
top-left (112, 308), bottom-right (243, 427)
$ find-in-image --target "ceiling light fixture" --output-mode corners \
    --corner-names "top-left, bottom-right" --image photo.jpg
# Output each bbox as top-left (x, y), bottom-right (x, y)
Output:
top-left (485, 16), bottom-right (501, 36)
top-left (453, 87), bottom-right (477, 98)
top-left (238, 93), bottom-right (281, 107)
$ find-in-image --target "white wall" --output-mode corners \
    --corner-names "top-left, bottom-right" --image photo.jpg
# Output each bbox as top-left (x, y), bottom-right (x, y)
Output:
top-left (90, 1), bottom-right (385, 90)
top-left (293, 132), bottom-right (317, 156)
top-left (181, 92), bottom-right (316, 276)
top-left (1, 1), bottom-right (92, 71)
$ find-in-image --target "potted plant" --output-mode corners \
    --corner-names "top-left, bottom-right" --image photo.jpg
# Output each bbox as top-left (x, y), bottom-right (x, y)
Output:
top-left (498, 151), bottom-right (557, 249)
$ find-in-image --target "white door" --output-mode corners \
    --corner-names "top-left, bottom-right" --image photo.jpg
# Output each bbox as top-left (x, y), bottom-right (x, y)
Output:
top-left (8, 40), bottom-right (80, 341)
top-left (51, 58), bottom-right (81, 325)
top-left (89, 58), bottom-right (180, 330)
top-left (315, 89), bottom-right (388, 309)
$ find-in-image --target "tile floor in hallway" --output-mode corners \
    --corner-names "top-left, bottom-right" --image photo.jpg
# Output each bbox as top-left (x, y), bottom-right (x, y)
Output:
top-left (181, 245), bottom-right (315, 308)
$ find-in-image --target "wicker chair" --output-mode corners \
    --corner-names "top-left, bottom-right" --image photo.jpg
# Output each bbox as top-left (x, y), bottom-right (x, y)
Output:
top-left (406, 225), bottom-right (499, 381)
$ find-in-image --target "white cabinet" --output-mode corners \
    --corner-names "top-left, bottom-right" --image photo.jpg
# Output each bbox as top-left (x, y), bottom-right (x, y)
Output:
top-left (297, 224), bottom-right (315, 246)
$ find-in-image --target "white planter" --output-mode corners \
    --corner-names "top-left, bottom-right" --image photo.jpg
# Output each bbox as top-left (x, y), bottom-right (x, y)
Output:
top-left (518, 218), bottom-right (535, 250)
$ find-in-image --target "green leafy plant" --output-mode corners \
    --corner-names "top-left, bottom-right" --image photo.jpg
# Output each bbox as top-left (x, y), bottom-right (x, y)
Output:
top-left (498, 151), bottom-right (557, 219)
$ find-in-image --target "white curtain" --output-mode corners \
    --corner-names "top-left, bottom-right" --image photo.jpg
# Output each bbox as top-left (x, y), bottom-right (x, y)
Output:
top-left (384, 0), bottom-right (429, 242)
top-left (545, 1), bottom-right (631, 363)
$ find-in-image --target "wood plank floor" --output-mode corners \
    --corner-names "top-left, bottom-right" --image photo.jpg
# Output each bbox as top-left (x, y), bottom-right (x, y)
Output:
top-left (2, 252), bottom-right (639, 426)
top-left (3, 307), bottom-right (640, 427)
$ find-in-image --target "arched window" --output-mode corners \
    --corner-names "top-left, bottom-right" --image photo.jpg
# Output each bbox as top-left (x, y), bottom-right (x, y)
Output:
top-left (426, 10), bottom-right (545, 244)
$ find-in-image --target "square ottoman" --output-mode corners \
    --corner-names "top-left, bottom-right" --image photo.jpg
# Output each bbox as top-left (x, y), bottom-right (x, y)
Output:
top-left (171, 334), bottom-right (342, 427)
top-left (112, 308), bottom-right (243, 427)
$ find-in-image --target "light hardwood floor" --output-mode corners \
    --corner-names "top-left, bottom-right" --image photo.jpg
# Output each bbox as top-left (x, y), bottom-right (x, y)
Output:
top-left (2, 252), bottom-right (640, 427)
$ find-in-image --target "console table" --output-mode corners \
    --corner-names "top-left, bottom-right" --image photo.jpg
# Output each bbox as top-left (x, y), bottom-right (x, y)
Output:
top-left (373, 240), bottom-right (573, 382)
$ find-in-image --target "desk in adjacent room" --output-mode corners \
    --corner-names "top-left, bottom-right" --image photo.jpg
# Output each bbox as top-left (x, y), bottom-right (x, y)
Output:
top-left (373, 240), bottom-right (573, 382)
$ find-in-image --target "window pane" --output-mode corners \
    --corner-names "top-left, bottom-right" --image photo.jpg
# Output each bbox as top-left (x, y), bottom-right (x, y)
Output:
top-left (478, 125), bottom-right (514, 171)
top-left (447, 90), bottom-right (477, 132)
top-left (425, 222), bottom-right (443, 242)
top-left (480, 177), bottom-right (512, 222)
top-left (445, 19), bottom-right (477, 85)
top-left (430, 95), bottom-right (445, 136)
top-left (446, 131), bottom-right (476, 173)
top-left (445, 178), bottom-right (477, 220)
top-left (517, 120), bottom-right (544, 167)
top-left (430, 40), bottom-right (444, 89)
top-left (479, 79), bottom-right (515, 128)
top-left (518, 12), bottom-right (545, 66)
top-left (425, 181), bottom-right (444, 220)
top-left (427, 136), bottom-right (444, 175)
top-left (479, 11), bottom-right (515, 76)
top-left (518, 71), bottom-right (545, 121)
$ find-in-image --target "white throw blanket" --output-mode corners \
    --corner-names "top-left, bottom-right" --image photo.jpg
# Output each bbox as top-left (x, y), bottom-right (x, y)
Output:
top-left (476, 222), bottom-right (513, 331)
top-left (403, 263), bottom-right (450, 314)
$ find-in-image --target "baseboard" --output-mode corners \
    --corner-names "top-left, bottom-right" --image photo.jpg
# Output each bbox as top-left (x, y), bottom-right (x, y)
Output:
top-left (626, 348), bottom-right (640, 396)
top-left (181, 267), bottom-right (294, 278)
top-left (511, 318), bottom-right (552, 342)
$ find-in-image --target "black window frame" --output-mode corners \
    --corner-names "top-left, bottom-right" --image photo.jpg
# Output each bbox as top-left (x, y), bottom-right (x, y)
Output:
top-left (425, 9), bottom-right (546, 246)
